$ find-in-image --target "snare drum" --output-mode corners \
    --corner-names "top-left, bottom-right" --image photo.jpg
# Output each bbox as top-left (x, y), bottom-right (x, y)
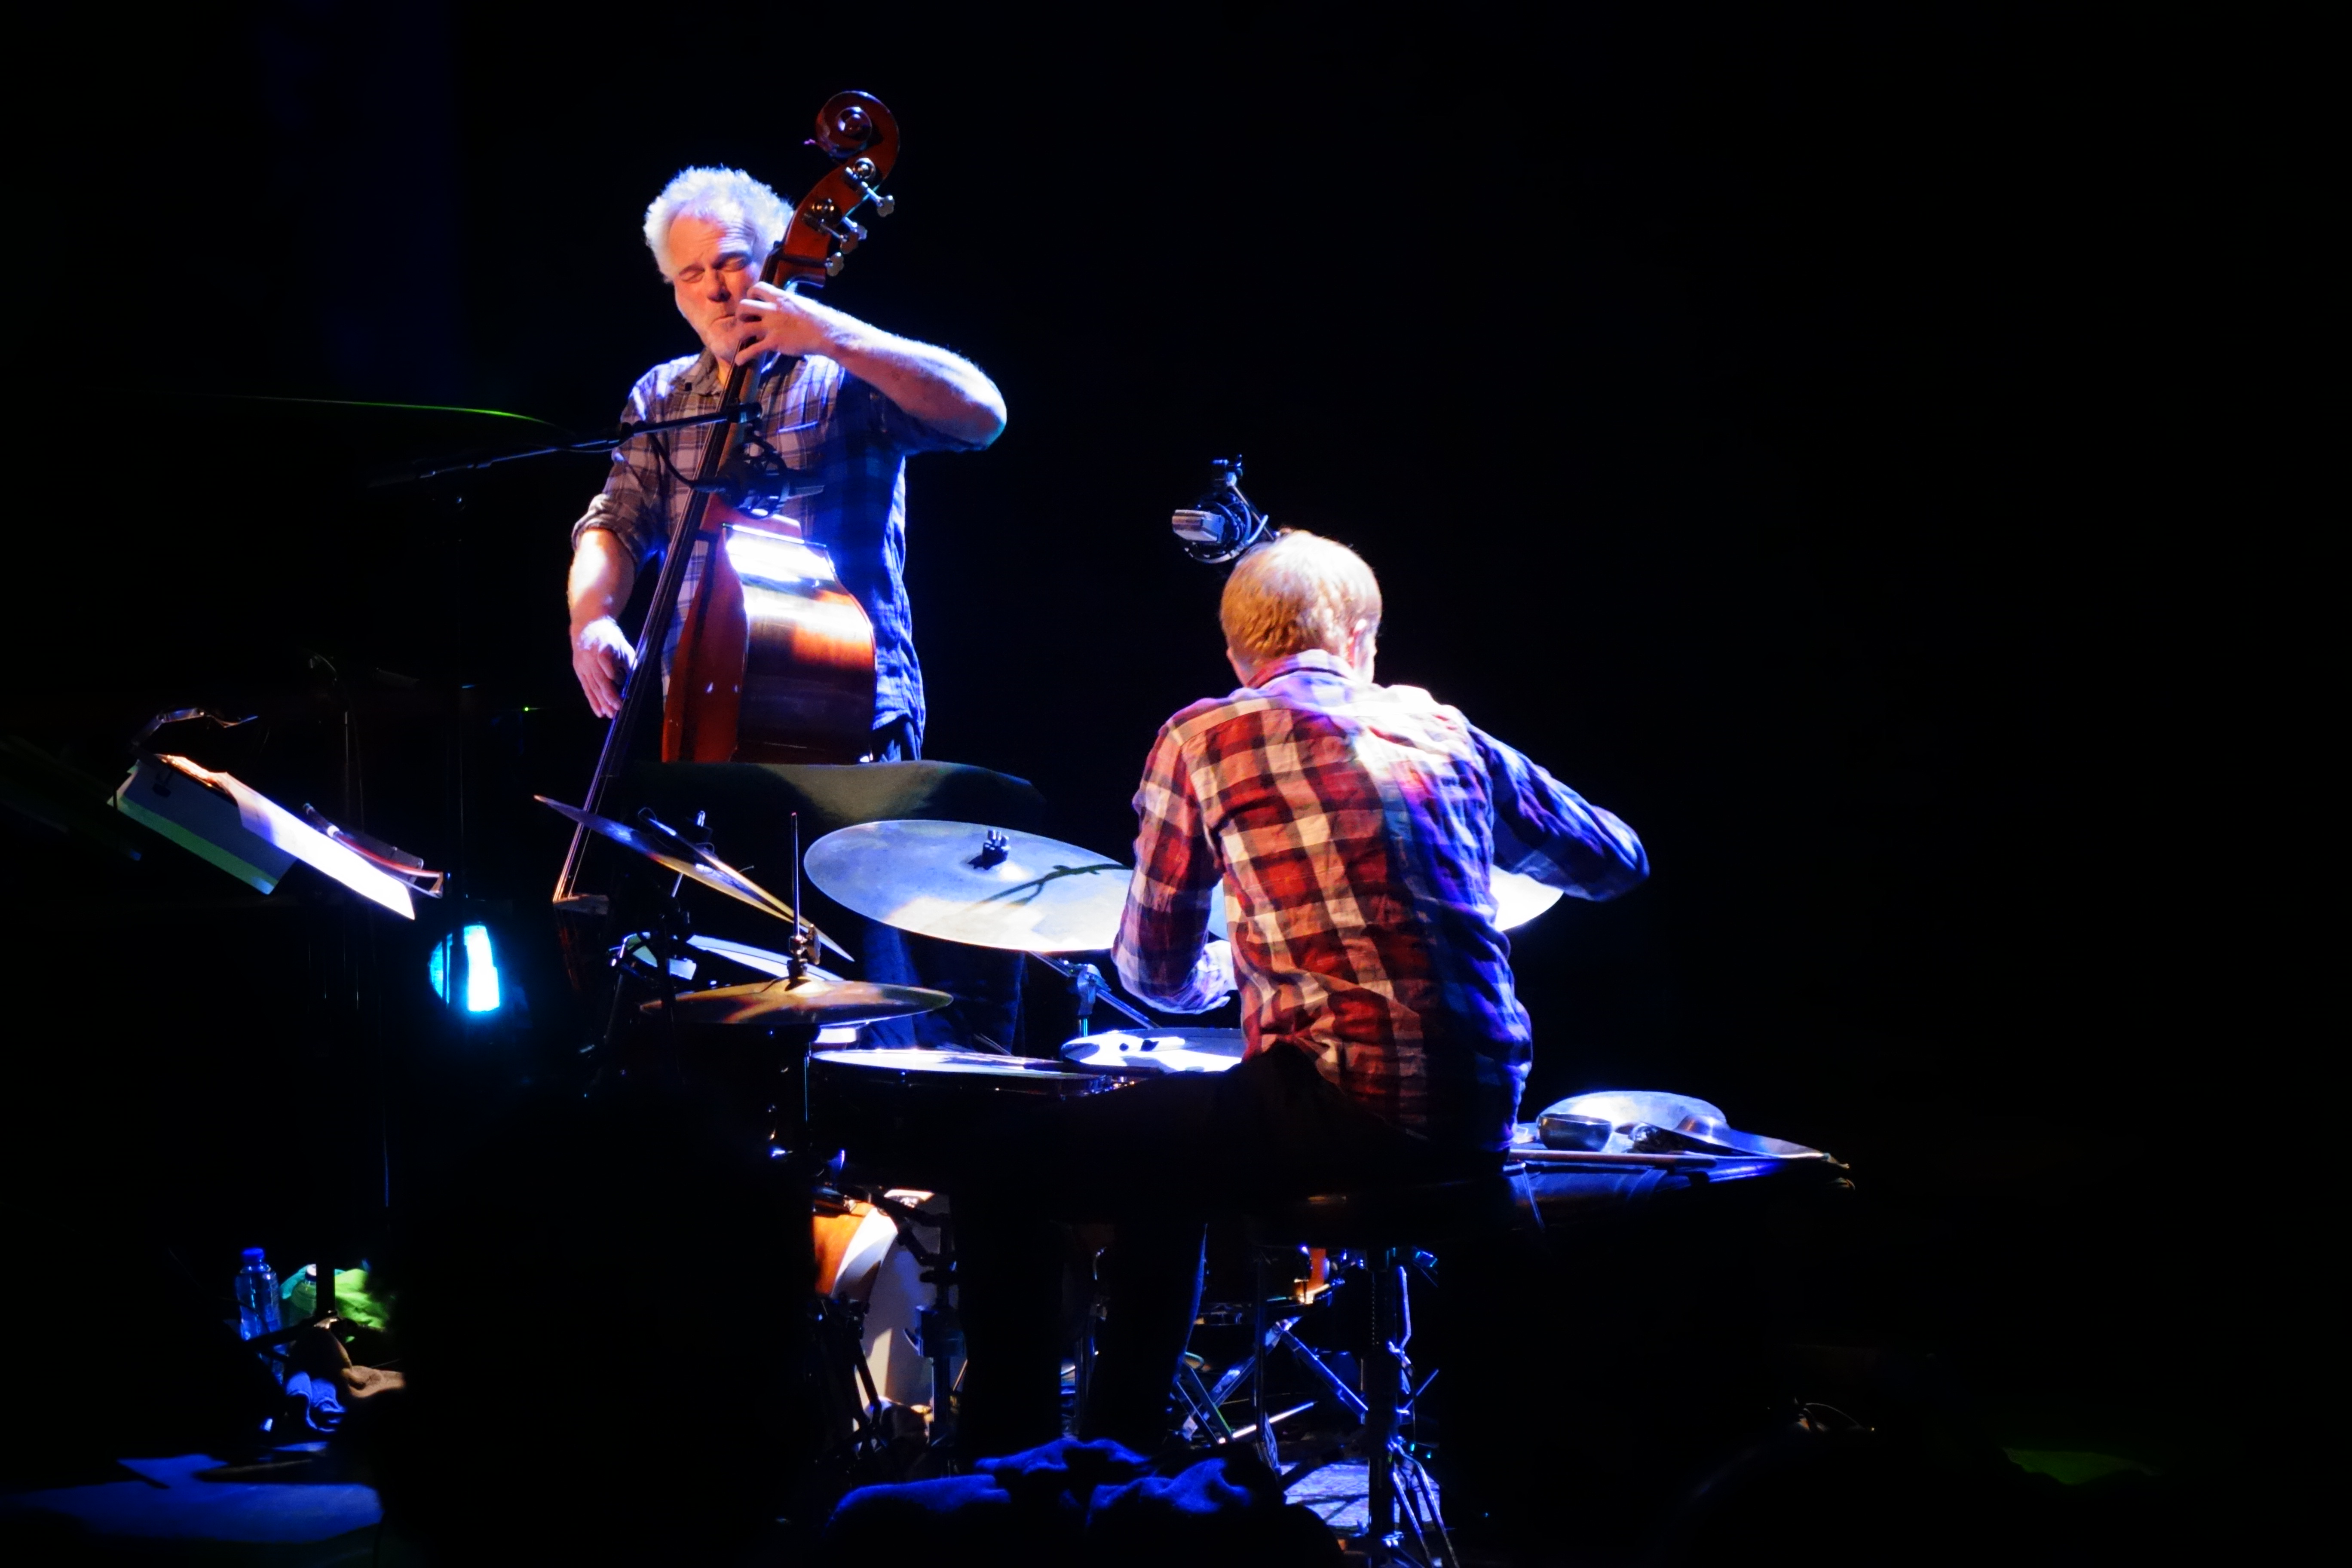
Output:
top-left (1057, 1028), bottom-right (1247, 1078)
top-left (808, 1048), bottom-right (1111, 1187)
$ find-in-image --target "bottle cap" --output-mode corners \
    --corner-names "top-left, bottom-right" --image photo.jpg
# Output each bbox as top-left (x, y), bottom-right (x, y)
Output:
top-left (242, 1247), bottom-right (266, 1265)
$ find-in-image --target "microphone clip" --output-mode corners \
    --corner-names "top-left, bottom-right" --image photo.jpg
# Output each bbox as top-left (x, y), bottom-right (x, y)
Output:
top-left (1170, 456), bottom-right (1271, 564)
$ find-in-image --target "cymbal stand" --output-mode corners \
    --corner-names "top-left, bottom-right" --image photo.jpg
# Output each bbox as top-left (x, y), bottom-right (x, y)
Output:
top-left (589, 811), bottom-right (716, 1086)
top-left (1027, 952), bottom-right (1156, 1035)
top-left (787, 812), bottom-right (812, 987)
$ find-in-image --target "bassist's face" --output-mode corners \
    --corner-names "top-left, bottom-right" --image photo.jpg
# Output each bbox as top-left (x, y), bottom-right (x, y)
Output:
top-left (666, 215), bottom-right (761, 365)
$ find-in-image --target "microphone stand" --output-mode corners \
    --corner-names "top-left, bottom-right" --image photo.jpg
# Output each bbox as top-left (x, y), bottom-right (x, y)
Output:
top-left (363, 405), bottom-right (763, 488)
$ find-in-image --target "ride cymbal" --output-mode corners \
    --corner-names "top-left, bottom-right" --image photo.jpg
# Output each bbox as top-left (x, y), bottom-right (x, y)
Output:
top-left (803, 820), bottom-right (1137, 953)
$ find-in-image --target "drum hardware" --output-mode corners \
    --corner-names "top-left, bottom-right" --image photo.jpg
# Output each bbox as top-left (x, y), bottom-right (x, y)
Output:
top-left (566, 804), bottom-right (917, 1178)
top-left (1170, 1239), bottom-right (1449, 1559)
top-left (1171, 1352), bottom-right (1241, 1445)
top-left (1032, 953), bottom-right (1157, 1033)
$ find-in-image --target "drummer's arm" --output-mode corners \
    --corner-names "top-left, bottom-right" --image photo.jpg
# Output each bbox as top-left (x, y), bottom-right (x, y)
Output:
top-left (1114, 734), bottom-right (1230, 1012)
top-left (1477, 726), bottom-right (1649, 900)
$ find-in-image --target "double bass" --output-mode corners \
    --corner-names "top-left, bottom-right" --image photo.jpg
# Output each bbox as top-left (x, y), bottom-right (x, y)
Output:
top-left (553, 92), bottom-right (900, 909)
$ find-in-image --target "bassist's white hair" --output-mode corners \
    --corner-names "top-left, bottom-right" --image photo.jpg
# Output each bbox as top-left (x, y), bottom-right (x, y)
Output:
top-left (643, 166), bottom-right (790, 279)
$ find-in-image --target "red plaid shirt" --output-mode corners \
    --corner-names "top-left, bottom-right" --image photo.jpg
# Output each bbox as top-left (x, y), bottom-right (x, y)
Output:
top-left (1114, 650), bottom-right (1648, 1148)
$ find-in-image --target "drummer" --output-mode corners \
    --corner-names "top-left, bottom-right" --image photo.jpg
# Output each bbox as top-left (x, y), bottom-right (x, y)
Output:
top-left (953, 530), bottom-right (1649, 1459)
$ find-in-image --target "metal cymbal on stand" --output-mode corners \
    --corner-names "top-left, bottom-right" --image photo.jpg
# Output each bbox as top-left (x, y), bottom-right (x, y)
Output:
top-left (803, 818), bottom-right (1220, 1031)
top-left (686, 933), bottom-right (842, 982)
top-left (642, 975), bottom-right (954, 1029)
top-left (802, 819), bottom-right (1139, 954)
top-left (534, 795), bottom-right (851, 962)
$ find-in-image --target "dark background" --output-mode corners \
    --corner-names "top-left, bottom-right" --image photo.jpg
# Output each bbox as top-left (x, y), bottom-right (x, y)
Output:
top-left (5, 0), bottom-right (2295, 1494)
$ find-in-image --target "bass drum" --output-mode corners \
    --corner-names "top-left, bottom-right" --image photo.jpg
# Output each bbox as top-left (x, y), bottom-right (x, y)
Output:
top-left (1057, 1027), bottom-right (1246, 1078)
top-left (812, 1191), bottom-right (947, 1409)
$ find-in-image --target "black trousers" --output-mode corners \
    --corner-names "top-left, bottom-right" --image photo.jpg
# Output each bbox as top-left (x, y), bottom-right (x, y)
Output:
top-left (950, 1045), bottom-right (1494, 1459)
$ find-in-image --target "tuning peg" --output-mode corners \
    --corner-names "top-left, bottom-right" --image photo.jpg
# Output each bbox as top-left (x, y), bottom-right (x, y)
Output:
top-left (804, 198), bottom-right (866, 251)
top-left (845, 159), bottom-right (896, 218)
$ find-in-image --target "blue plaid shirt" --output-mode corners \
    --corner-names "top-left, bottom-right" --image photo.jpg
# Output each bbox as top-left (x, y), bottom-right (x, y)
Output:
top-left (570, 349), bottom-right (984, 751)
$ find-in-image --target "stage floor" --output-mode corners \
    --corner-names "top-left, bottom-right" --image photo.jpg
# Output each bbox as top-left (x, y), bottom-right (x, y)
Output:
top-left (0, 1444), bottom-right (382, 1564)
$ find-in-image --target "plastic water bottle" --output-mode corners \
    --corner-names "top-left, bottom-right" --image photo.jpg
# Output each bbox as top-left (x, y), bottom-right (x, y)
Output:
top-left (235, 1249), bottom-right (283, 1343)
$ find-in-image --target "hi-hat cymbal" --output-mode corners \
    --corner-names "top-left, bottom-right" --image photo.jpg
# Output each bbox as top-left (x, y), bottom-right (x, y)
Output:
top-left (535, 795), bottom-right (849, 962)
top-left (642, 975), bottom-right (953, 1028)
top-left (685, 934), bottom-right (842, 982)
top-left (804, 820), bottom-right (1139, 953)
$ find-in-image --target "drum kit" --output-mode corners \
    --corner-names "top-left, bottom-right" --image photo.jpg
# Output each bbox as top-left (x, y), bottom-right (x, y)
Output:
top-left (547, 793), bottom-right (1574, 1085)
top-left (546, 797), bottom-right (1211, 1095)
top-left (542, 796), bottom-right (1834, 1493)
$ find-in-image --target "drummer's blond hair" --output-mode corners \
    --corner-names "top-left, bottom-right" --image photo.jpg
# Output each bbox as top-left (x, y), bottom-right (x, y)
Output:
top-left (1220, 531), bottom-right (1383, 664)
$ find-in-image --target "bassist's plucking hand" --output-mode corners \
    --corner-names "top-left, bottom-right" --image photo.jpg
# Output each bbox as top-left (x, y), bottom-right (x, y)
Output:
top-left (567, 526), bottom-right (638, 718)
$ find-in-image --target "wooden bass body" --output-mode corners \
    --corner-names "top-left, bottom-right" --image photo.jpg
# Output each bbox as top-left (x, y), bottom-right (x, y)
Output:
top-left (662, 502), bottom-right (879, 765)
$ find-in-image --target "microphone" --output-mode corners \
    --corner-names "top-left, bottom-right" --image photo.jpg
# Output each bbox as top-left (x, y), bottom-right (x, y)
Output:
top-left (698, 429), bottom-right (825, 517)
top-left (1170, 456), bottom-right (1271, 563)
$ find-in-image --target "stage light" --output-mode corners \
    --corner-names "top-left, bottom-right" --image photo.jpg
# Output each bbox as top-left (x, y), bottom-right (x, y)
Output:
top-left (429, 923), bottom-right (505, 1015)
top-left (462, 924), bottom-right (502, 1013)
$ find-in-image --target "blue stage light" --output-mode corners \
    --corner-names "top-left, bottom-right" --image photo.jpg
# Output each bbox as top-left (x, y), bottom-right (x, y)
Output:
top-left (429, 924), bottom-right (504, 1015)
top-left (462, 924), bottom-right (502, 1013)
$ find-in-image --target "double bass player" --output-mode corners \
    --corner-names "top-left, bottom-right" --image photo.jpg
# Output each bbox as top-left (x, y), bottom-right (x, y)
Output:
top-left (565, 163), bottom-right (1004, 764)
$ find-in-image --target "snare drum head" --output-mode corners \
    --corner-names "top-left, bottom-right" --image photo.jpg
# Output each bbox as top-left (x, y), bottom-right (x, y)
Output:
top-left (1059, 1029), bottom-right (1246, 1075)
top-left (811, 1047), bottom-right (1101, 1082)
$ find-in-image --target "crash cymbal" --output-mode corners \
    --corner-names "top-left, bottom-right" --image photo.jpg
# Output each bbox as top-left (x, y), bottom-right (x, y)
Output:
top-left (535, 795), bottom-right (849, 962)
top-left (804, 820), bottom-right (1139, 953)
top-left (641, 975), bottom-right (953, 1028)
